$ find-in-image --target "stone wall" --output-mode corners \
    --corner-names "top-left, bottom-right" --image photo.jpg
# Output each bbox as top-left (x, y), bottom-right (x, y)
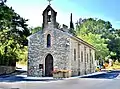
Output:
top-left (28, 24), bottom-right (96, 77)
top-left (0, 66), bottom-right (15, 75)
top-left (70, 37), bottom-right (95, 76)
top-left (28, 25), bottom-right (71, 77)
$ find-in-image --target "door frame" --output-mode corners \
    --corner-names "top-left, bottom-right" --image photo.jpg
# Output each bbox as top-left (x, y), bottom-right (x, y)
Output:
top-left (45, 54), bottom-right (53, 77)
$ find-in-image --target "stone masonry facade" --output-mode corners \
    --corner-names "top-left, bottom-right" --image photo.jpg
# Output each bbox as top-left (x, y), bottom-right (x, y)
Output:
top-left (27, 5), bottom-right (95, 77)
top-left (28, 25), bottom-right (71, 77)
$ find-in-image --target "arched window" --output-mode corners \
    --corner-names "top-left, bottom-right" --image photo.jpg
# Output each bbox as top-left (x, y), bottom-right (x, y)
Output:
top-left (47, 34), bottom-right (51, 47)
top-left (48, 10), bottom-right (51, 15)
top-left (47, 10), bottom-right (51, 22)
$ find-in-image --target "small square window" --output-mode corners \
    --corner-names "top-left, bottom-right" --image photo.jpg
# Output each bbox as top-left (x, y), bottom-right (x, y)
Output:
top-left (39, 64), bottom-right (43, 69)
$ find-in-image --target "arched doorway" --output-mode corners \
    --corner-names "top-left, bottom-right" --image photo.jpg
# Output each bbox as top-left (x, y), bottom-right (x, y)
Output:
top-left (45, 54), bottom-right (53, 77)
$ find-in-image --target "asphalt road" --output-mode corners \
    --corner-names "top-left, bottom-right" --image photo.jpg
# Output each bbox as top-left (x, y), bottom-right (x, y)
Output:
top-left (0, 77), bottom-right (120, 89)
top-left (0, 70), bottom-right (120, 89)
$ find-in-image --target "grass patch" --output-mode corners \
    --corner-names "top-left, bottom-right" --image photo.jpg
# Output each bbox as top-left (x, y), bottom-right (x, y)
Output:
top-left (107, 63), bottom-right (120, 70)
top-left (105, 61), bottom-right (120, 70)
top-left (111, 63), bottom-right (120, 69)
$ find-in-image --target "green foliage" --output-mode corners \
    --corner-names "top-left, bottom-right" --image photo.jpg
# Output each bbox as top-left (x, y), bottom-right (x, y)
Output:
top-left (76, 18), bottom-right (111, 60)
top-left (76, 18), bottom-right (112, 35)
top-left (30, 26), bottom-right (42, 34)
top-left (102, 28), bottom-right (120, 61)
top-left (114, 60), bottom-right (120, 65)
top-left (0, 1), bottom-right (31, 66)
top-left (78, 33), bottom-right (109, 60)
top-left (76, 18), bottom-right (120, 62)
top-left (107, 37), bottom-right (120, 61)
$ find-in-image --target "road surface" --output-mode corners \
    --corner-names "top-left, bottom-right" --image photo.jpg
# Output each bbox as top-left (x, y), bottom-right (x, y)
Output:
top-left (0, 70), bottom-right (120, 89)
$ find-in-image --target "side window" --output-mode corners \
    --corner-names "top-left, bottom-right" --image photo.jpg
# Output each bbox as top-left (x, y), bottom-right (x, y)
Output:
top-left (47, 34), bottom-right (51, 47)
top-left (78, 44), bottom-right (80, 58)
top-left (81, 51), bottom-right (83, 62)
top-left (87, 53), bottom-right (88, 63)
top-left (84, 47), bottom-right (86, 63)
top-left (74, 49), bottom-right (76, 61)
top-left (91, 55), bottom-right (93, 64)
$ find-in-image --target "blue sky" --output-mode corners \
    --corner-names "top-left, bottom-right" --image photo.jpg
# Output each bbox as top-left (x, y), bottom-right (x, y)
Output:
top-left (6, 0), bottom-right (120, 29)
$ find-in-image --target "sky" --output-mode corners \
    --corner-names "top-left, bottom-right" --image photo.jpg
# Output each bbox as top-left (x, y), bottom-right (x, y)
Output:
top-left (6, 0), bottom-right (120, 29)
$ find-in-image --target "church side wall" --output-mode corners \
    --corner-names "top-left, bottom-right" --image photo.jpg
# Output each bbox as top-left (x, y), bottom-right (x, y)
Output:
top-left (69, 39), bottom-right (79, 76)
top-left (79, 44), bottom-right (85, 75)
top-left (70, 38), bottom-right (95, 76)
top-left (91, 49), bottom-right (95, 72)
top-left (86, 47), bottom-right (91, 74)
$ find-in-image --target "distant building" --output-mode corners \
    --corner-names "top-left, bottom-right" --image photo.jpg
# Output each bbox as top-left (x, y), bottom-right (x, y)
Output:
top-left (27, 5), bottom-right (95, 77)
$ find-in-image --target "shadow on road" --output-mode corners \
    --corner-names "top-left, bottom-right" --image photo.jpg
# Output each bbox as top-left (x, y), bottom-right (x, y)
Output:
top-left (81, 70), bottom-right (120, 79)
top-left (0, 69), bottom-right (62, 82)
top-left (1, 69), bottom-right (120, 82)
top-left (0, 76), bottom-right (59, 82)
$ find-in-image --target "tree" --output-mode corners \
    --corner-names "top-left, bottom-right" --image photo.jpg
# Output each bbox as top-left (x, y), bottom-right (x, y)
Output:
top-left (0, 0), bottom-right (7, 5)
top-left (107, 37), bottom-right (120, 62)
top-left (76, 18), bottom-right (112, 36)
top-left (102, 28), bottom-right (120, 62)
top-left (76, 18), bottom-right (111, 60)
top-left (30, 26), bottom-right (42, 34)
top-left (78, 33), bottom-right (109, 60)
top-left (0, 1), bottom-right (31, 66)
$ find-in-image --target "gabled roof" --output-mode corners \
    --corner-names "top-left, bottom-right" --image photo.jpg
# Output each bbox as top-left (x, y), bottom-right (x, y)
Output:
top-left (63, 30), bottom-right (96, 50)
top-left (43, 5), bottom-right (57, 15)
top-left (72, 35), bottom-right (96, 50)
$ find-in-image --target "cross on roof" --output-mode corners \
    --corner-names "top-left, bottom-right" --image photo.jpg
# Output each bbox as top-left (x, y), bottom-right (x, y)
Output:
top-left (47, 0), bottom-right (52, 5)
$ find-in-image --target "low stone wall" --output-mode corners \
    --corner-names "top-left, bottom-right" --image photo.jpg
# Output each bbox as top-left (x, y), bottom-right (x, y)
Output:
top-left (0, 66), bottom-right (15, 75)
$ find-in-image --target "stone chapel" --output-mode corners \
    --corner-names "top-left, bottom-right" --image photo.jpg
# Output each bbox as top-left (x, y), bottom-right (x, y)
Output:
top-left (27, 5), bottom-right (95, 77)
